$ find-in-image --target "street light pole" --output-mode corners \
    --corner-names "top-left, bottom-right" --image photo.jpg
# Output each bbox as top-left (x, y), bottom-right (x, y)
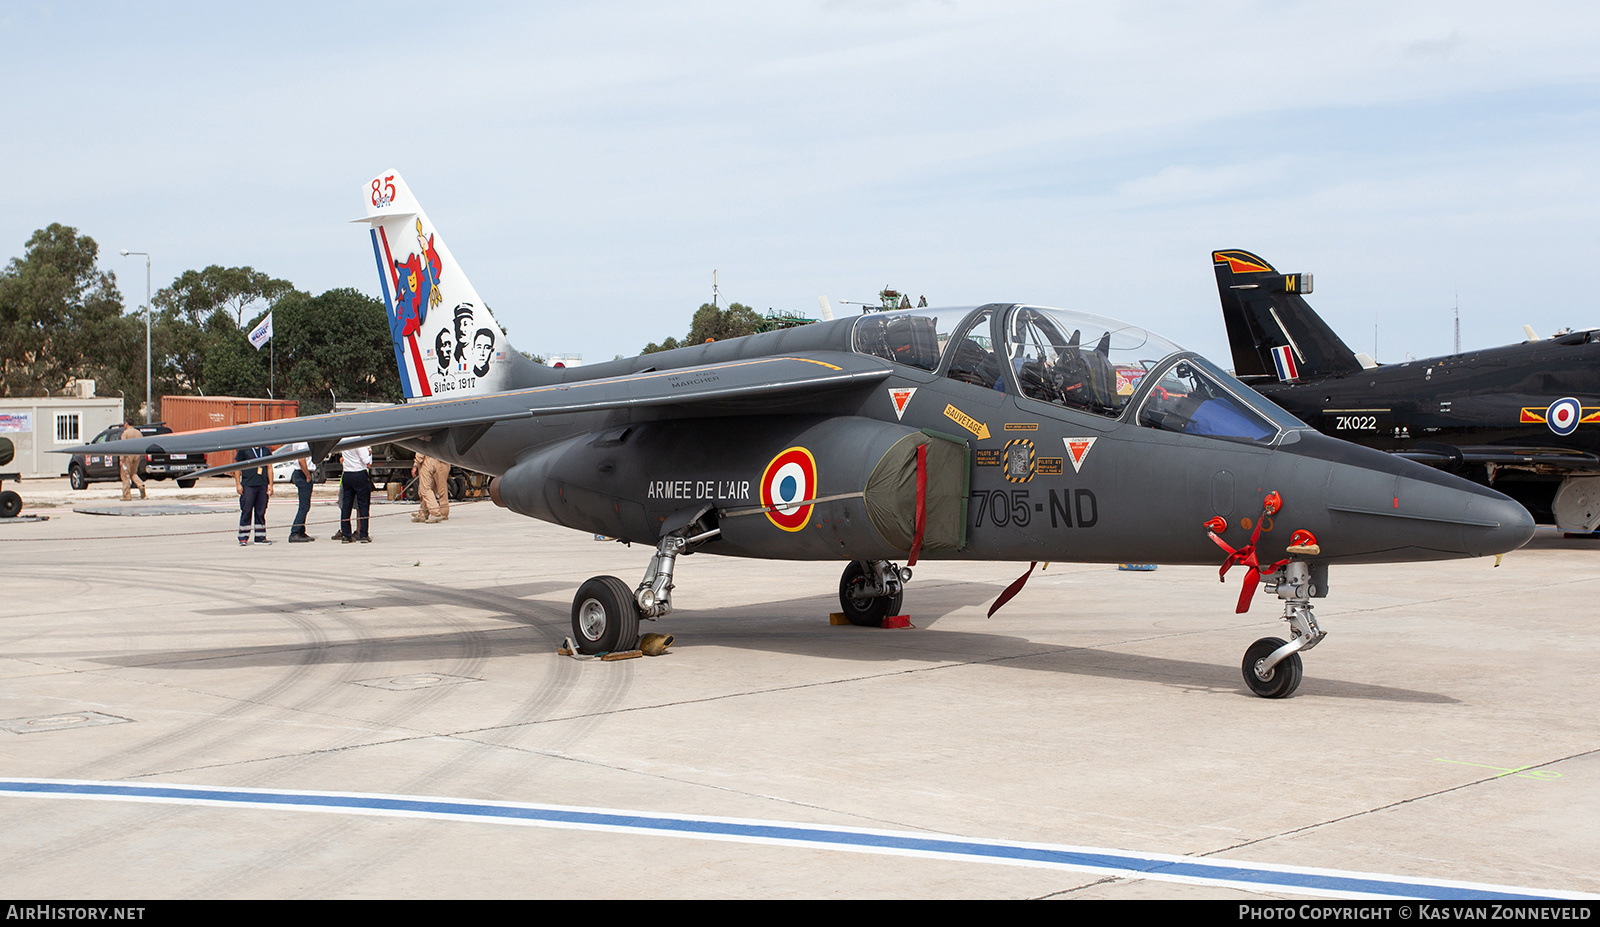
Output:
top-left (120, 250), bottom-right (152, 423)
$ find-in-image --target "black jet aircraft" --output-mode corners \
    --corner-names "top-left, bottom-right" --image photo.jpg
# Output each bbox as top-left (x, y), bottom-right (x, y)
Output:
top-left (1213, 249), bottom-right (1600, 531)
top-left (68, 173), bottom-right (1536, 699)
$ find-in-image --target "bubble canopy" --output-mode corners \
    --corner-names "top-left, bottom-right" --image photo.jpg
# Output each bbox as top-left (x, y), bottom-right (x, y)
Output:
top-left (852, 304), bottom-right (1306, 443)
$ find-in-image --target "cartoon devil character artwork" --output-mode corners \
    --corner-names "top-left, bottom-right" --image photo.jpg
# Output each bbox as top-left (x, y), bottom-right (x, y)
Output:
top-left (392, 218), bottom-right (442, 338)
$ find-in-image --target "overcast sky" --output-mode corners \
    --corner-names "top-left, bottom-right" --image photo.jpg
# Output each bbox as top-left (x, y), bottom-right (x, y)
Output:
top-left (3, 1), bottom-right (1597, 368)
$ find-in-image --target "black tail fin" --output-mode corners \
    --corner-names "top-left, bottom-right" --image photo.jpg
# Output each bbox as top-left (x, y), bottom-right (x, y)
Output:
top-left (1211, 249), bottom-right (1361, 382)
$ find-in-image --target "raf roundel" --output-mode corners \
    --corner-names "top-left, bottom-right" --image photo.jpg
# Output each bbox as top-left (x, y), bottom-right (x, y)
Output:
top-left (1547, 397), bottom-right (1581, 436)
top-left (760, 446), bottom-right (818, 532)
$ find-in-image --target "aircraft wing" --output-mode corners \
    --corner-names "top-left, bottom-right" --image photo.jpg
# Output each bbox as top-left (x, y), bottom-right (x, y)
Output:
top-left (1398, 443), bottom-right (1600, 470)
top-left (63, 352), bottom-right (894, 460)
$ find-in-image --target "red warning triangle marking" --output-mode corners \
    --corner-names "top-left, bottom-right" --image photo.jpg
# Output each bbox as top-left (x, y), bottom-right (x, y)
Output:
top-left (1063, 437), bottom-right (1097, 472)
top-left (888, 388), bottom-right (917, 421)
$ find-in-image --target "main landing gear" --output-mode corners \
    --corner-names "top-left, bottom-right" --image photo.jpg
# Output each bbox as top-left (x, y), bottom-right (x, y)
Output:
top-left (570, 506), bottom-right (721, 655)
top-left (837, 560), bottom-right (911, 627)
top-left (1205, 495), bottom-right (1328, 700)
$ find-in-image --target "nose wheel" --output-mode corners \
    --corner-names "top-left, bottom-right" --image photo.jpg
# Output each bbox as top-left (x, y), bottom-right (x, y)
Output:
top-left (1242, 636), bottom-right (1304, 699)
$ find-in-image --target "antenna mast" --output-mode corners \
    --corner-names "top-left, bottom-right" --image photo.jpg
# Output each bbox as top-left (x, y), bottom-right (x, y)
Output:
top-left (1454, 291), bottom-right (1460, 354)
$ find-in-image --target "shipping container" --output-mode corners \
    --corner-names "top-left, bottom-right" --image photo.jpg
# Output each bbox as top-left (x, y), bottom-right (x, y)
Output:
top-left (161, 396), bottom-right (299, 467)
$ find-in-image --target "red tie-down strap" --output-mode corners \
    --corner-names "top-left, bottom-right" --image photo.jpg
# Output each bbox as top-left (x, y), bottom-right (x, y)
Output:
top-left (908, 442), bottom-right (928, 567)
top-left (1204, 492), bottom-right (1290, 614)
top-left (987, 561), bottom-right (1037, 618)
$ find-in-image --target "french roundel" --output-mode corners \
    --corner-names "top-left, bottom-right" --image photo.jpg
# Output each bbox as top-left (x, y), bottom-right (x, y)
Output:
top-left (1547, 397), bottom-right (1581, 436)
top-left (761, 446), bottom-right (818, 532)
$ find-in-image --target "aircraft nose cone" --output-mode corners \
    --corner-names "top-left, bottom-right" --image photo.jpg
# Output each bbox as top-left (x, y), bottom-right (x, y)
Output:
top-left (1280, 431), bottom-right (1536, 562)
top-left (1462, 487), bottom-right (1536, 557)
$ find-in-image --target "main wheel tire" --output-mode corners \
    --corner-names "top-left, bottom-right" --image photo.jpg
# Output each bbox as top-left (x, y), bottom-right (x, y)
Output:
top-left (837, 560), bottom-right (903, 628)
top-left (448, 475), bottom-right (466, 501)
top-left (177, 478), bottom-right (196, 489)
top-left (572, 575), bottom-right (642, 654)
top-left (69, 465), bottom-right (87, 490)
top-left (0, 490), bottom-right (20, 519)
top-left (1242, 637), bottom-right (1303, 699)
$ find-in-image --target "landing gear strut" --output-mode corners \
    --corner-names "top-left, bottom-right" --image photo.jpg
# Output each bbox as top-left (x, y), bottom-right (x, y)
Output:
top-left (1241, 560), bottom-right (1325, 699)
top-left (570, 506), bottom-right (720, 655)
top-left (837, 559), bottom-right (910, 627)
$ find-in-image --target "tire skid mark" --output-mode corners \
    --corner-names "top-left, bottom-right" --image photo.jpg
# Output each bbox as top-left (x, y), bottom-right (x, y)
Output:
top-left (188, 582), bottom-right (581, 898)
top-left (290, 590), bottom-right (612, 898)
top-left (6, 544), bottom-right (638, 893)
top-left (185, 598), bottom-right (490, 898)
top-left (0, 568), bottom-right (330, 878)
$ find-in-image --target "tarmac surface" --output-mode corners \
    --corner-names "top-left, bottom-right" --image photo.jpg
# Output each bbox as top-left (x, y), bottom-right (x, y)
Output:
top-left (1, 477), bottom-right (1597, 899)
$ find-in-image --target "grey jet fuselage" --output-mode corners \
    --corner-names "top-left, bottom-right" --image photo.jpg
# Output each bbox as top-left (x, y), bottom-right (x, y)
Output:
top-left (452, 303), bottom-right (1530, 571)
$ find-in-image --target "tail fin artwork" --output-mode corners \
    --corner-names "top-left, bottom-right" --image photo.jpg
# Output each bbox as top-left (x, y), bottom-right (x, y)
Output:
top-left (1211, 249), bottom-right (1362, 383)
top-left (355, 170), bottom-right (553, 400)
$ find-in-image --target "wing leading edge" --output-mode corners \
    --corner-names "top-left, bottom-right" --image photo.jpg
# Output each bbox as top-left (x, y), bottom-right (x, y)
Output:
top-left (62, 352), bottom-right (894, 461)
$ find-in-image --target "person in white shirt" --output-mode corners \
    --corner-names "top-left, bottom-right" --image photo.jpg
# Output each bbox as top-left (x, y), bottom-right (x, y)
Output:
top-left (337, 446), bottom-right (373, 543)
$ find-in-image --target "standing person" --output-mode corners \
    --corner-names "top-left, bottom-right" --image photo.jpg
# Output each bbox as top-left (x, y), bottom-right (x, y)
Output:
top-left (426, 454), bottom-right (451, 522)
top-left (234, 444), bottom-right (273, 546)
top-left (339, 445), bottom-right (373, 543)
top-left (411, 452), bottom-right (449, 523)
top-left (119, 419), bottom-right (146, 501)
top-left (284, 442), bottom-right (316, 542)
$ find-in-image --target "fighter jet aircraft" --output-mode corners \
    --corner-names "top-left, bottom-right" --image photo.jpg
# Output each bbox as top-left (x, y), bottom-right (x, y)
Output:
top-left (67, 173), bottom-right (1536, 699)
top-left (1213, 249), bottom-right (1600, 532)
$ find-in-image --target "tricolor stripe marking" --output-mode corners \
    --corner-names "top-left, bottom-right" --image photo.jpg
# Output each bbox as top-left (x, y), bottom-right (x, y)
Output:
top-left (0, 779), bottom-right (1589, 900)
top-left (1272, 344), bottom-right (1299, 381)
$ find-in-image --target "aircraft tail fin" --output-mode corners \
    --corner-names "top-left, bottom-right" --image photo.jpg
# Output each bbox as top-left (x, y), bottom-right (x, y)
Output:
top-left (356, 170), bottom-right (556, 400)
top-left (1211, 249), bottom-right (1362, 382)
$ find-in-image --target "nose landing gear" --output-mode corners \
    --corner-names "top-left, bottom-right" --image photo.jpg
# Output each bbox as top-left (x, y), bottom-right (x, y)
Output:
top-left (1241, 559), bottom-right (1326, 699)
top-left (1206, 495), bottom-right (1327, 699)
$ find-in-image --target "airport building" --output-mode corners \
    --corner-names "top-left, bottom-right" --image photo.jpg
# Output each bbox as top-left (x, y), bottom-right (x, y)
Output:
top-left (0, 393), bottom-right (125, 478)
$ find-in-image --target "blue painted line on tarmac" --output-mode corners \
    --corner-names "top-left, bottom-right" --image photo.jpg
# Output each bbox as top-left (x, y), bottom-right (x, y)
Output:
top-left (0, 778), bottom-right (1586, 900)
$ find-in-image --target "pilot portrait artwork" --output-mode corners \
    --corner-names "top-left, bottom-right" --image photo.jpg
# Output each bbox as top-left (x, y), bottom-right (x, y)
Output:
top-left (472, 328), bottom-right (496, 378)
top-left (434, 328), bottom-right (453, 376)
top-left (424, 302), bottom-right (503, 394)
top-left (453, 303), bottom-right (474, 368)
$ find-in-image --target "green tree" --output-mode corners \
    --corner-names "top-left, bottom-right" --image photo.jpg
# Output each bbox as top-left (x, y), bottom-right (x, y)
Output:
top-left (0, 223), bottom-right (140, 398)
top-left (152, 265), bottom-right (301, 393)
top-left (200, 328), bottom-right (268, 398)
top-left (269, 288), bottom-right (402, 414)
top-left (642, 302), bottom-right (762, 354)
top-left (689, 302), bottom-right (762, 343)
